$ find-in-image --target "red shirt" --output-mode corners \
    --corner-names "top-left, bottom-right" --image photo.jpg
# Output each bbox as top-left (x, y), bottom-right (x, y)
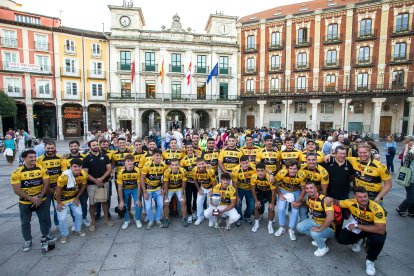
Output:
top-left (6, 131), bottom-right (14, 138)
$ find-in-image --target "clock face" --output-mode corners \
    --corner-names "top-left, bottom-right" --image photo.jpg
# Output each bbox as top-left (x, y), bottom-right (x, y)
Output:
top-left (219, 24), bottom-right (230, 35)
top-left (120, 16), bottom-right (131, 27)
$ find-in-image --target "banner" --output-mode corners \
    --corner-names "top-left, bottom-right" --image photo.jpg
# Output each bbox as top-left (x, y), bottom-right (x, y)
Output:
top-left (8, 62), bottom-right (41, 72)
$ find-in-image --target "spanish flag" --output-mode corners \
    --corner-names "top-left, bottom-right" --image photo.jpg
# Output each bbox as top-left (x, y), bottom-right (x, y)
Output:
top-left (186, 62), bottom-right (191, 86)
top-left (159, 59), bottom-right (164, 84)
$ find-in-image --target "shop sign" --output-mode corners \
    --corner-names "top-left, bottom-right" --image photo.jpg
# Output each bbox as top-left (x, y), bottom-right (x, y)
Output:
top-left (8, 62), bottom-right (41, 72)
top-left (63, 110), bottom-right (82, 118)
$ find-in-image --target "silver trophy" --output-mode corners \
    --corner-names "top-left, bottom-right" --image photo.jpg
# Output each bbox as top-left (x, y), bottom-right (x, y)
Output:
top-left (211, 193), bottom-right (221, 216)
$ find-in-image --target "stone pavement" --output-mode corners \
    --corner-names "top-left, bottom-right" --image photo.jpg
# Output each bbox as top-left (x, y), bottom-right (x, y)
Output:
top-left (0, 140), bottom-right (413, 276)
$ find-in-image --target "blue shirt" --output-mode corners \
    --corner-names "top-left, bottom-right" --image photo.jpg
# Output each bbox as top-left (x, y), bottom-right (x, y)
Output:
top-left (34, 144), bottom-right (45, 158)
top-left (384, 142), bottom-right (397, 156)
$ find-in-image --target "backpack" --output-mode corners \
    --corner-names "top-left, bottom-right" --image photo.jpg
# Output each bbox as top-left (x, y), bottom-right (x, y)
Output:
top-left (321, 197), bottom-right (343, 225)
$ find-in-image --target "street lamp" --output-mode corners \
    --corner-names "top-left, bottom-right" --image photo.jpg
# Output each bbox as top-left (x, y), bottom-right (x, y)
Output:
top-left (359, 101), bottom-right (363, 107)
top-left (395, 100), bottom-right (399, 107)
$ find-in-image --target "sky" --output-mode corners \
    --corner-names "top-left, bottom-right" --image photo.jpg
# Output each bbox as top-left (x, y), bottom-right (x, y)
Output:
top-left (16, 0), bottom-right (308, 33)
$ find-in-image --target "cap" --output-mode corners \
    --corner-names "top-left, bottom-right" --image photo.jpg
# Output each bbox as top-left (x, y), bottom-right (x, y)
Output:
top-left (306, 139), bottom-right (315, 145)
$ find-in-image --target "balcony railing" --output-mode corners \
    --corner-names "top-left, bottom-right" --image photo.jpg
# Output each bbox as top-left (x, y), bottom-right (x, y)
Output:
top-left (355, 29), bottom-right (377, 41)
top-left (0, 87), bottom-right (25, 98)
top-left (354, 56), bottom-right (376, 67)
top-left (1, 62), bottom-right (52, 74)
top-left (64, 46), bottom-right (76, 55)
top-left (267, 41), bottom-right (284, 51)
top-left (34, 41), bottom-right (49, 51)
top-left (390, 24), bottom-right (414, 37)
top-left (169, 65), bottom-right (184, 73)
top-left (388, 53), bottom-right (413, 65)
top-left (243, 44), bottom-right (259, 53)
top-left (91, 49), bottom-right (101, 58)
top-left (87, 70), bottom-right (106, 79)
top-left (107, 92), bottom-right (240, 101)
top-left (322, 33), bottom-right (343, 45)
top-left (294, 37), bottom-right (312, 48)
top-left (219, 67), bottom-right (232, 75)
top-left (141, 63), bottom-right (158, 72)
top-left (293, 62), bottom-right (311, 72)
top-left (195, 66), bottom-right (210, 74)
top-left (31, 89), bottom-right (56, 99)
top-left (61, 90), bottom-right (83, 100)
top-left (244, 66), bottom-right (258, 75)
top-left (60, 67), bottom-right (81, 77)
top-left (268, 63), bottom-right (284, 73)
top-left (322, 59), bottom-right (342, 69)
top-left (117, 62), bottom-right (131, 71)
top-left (0, 37), bottom-right (18, 48)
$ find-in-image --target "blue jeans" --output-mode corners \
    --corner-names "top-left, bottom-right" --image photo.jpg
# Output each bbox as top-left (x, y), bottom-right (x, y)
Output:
top-left (96, 179), bottom-right (112, 215)
top-left (46, 193), bottom-right (58, 228)
top-left (236, 188), bottom-right (255, 220)
top-left (54, 200), bottom-right (82, 237)
top-left (296, 219), bottom-right (335, 249)
top-left (144, 189), bottom-right (163, 222)
top-left (70, 189), bottom-right (88, 221)
top-left (277, 189), bottom-right (301, 229)
top-left (299, 195), bottom-right (308, 222)
top-left (385, 154), bottom-right (395, 173)
top-left (398, 181), bottom-right (414, 214)
top-left (123, 188), bottom-right (142, 222)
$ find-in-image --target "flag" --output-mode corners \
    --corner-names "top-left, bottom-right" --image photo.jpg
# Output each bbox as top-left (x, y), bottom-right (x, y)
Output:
top-left (131, 59), bottom-right (135, 82)
top-left (207, 63), bottom-right (218, 84)
top-left (159, 59), bottom-right (164, 84)
top-left (186, 62), bottom-right (192, 86)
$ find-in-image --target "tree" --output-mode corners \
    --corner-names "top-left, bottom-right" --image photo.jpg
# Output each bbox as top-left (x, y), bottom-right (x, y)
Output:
top-left (0, 90), bottom-right (17, 118)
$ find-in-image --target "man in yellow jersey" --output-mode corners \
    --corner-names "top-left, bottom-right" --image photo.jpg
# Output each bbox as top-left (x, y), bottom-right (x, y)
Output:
top-left (138, 140), bottom-right (157, 169)
top-left (193, 157), bottom-right (217, 226)
top-left (202, 138), bottom-right (220, 175)
top-left (315, 135), bottom-right (324, 151)
top-left (117, 154), bottom-right (142, 230)
top-left (218, 135), bottom-right (242, 178)
top-left (274, 159), bottom-right (306, 241)
top-left (232, 155), bottom-right (256, 227)
top-left (204, 173), bottom-right (240, 230)
top-left (140, 148), bottom-right (168, 230)
top-left (251, 163), bottom-right (277, 234)
top-left (301, 139), bottom-right (325, 164)
top-left (296, 182), bottom-right (335, 257)
top-left (163, 159), bottom-right (188, 227)
top-left (279, 137), bottom-right (303, 169)
top-left (162, 138), bottom-right (184, 166)
top-left (325, 186), bottom-right (387, 276)
top-left (12, 150), bottom-right (57, 252)
top-left (185, 133), bottom-right (202, 157)
top-left (55, 158), bottom-right (88, 243)
top-left (36, 140), bottom-right (62, 231)
top-left (256, 135), bottom-right (280, 175)
top-left (301, 153), bottom-right (329, 195)
top-left (181, 143), bottom-right (198, 223)
top-left (241, 134), bottom-right (261, 166)
top-left (133, 140), bottom-right (147, 167)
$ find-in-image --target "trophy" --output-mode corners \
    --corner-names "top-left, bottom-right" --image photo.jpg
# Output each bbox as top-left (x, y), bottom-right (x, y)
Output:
top-left (211, 193), bottom-right (221, 216)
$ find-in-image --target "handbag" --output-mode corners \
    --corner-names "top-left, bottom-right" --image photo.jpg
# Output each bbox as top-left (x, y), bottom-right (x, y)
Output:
top-left (398, 152), bottom-right (404, 159)
top-left (94, 186), bottom-right (108, 203)
top-left (388, 146), bottom-right (396, 155)
top-left (396, 152), bottom-right (413, 187)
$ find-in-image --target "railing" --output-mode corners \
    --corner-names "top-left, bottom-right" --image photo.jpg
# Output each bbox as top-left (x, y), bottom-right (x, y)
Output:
top-left (322, 33), bottom-right (343, 45)
top-left (195, 66), bottom-right (209, 74)
top-left (34, 41), bottom-right (49, 51)
top-left (0, 37), bottom-right (18, 47)
top-left (267, 41), bottom-right (284, 51)
top-left (117, 62), bottom-right (131, 71)
top-left (355, 29), bottom-right (377, 41)
top-left (64, 46), bottom-right (76, 55)
top-left (243, 44), bottom-right (259, 53)
top-left (107, 92), bottom-right (240, 101)
top-left (1, 61), bottom-right (52, 74)
top-left (354, 56), bottom-right (376, 67)
top-left (60, 67), bottom-right (81, 77)
top-left (31, 89), bottom-right (56, 99)
top-left (141, 63), bottom-right (158, 72)
top-left (169, 65), bottom-right (184, 73)
top-left (322, 59), bottom-right (342, 69)
top-left (219, 67), bottom-right (231, 75)
top-left (388, 53), bottom-right (413, 65)
top-left (87, 70), bottom-right (106, 79)
top-left (390, 24), bottom-right (414, 37)
top-left (61, 90), bottom-right (83, 100)
top-left (0, 87), bottom-right (25, 98)
top-left (293, 62), bottom-right (311, 71)
top-left (294, 37), bottom-right (312, 48)
top-left (91, 49), bottom-right (101, 58)
top-left (244, 66), bottom-right (258, 75)
top-left (268, 63), bottom-right (284, 73)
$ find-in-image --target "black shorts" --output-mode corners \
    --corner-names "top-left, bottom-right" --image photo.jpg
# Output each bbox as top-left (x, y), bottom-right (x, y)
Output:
top-left (256, 190), bottom-right (273, 214)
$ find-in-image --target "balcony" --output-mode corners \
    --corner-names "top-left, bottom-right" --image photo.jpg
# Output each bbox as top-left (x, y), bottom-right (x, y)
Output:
top-left (322, 33), bottom-right (343, 45)
top-left (169, 65), bottom-right (184, 73)
top-left (64, 46), bottom-right (76, 56)
top-left (354, 56), bottom-right (376, 67)
top-left (107, 92), bottom-right (240, 101)
top-left (267, 41), bottom-right (284, 51)
top-left (267, 64), bottom-right (284, 74)
top-left (390, 24), bottom-right (414, 37)
top-left (0, 37), bottom-right (18, 48)
top-left (293, 62), bottom-right (311, 72)
top-left (91, 49), bottom-right (101, 58)
top-left (34, 41), bottom-right (49, 51)
top-left (355, 29), bottom-right (377, 41)
top-left (388, 53), bottom-right (413, 65)
top-left (141, 63), bottom-right (158, 72)
top-left (219, 67), bottom-right (232, 75)
top-left (322, 59), bottom-right (342, 70)
top-left (244, 66), bottom-right (258, 75)
top-left (0, 87), bottom-right (25, 98)
top-left (61, 90), bottom-right (83, 101)
top-left (117, 62), bottom-right (131, 71)
top-left (1, 61), bottom-right (52, 74)
top-left (87, 70), bottom-right (106, 79)
top-left (60, 67), bottom-right (81, 78)
top-left (243, 44), bottom-right (259, 53)
top-left (108, 91), bottom-right (133, 99)
top-left (294, 37), bottom-right (312, 48)
top-left (195, 66), bottom-right (209, 74)
top-left (31, 89), bottom-right (56, 99)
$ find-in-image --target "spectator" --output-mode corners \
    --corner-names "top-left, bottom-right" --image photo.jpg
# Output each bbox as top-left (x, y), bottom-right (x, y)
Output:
top-left (87, 131), bottom-right (95, 142)
top-left (154, 132), bottom-right (162, 149)
top-left (3, 134), bottom-right (17, 165)
top-left (322, 137), bottom-right (333, 155)
top-left (34, 139), bottom-right (47, 158)
top-left (384, 136), bottom-right (397, 175)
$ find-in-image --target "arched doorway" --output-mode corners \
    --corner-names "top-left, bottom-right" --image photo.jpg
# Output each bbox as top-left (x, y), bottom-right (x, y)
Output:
top-left (141, 109), bottom-right (161, 138)
top-left (194, 110), bottom-right (209, 129)
top-left (88, 104), bottom-right (107, 132)
top-left (62, 103), bottom-right (83, 137)
top-left (34, 102), bottom-right (57, 138)
top-left (2, 102), bottom-right (27, 136)
top-left (167, 110), bottom-right (186, 131)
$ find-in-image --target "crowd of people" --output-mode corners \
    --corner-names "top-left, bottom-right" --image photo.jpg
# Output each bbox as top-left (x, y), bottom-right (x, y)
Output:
top-left (2, 128), bottom-right (34, 165)
top-left (10, 125), bottom-right (414, 276)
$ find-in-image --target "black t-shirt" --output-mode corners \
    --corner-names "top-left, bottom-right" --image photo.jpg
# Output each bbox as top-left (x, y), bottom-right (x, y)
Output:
top-left (321, 157), bottom-right (355, 196)
top-left (82, 152), bottom-right (111, 184)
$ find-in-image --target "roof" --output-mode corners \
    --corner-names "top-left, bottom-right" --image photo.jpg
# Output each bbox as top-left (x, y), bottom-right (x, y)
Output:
top-left (0, 5), bottom-right (61, 20)
top-left (237, 0), bottom-right (378, 24)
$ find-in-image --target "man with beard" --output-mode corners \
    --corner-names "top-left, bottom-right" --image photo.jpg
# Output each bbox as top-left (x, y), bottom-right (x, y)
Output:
top-left (181, 143), bottom-right (198, 223)
top-left (202, 138), bottom-right (220, 176)
top-left (240, 134), bottom-right (261, 167)
top-left (256, 135), bottom-right (280, 176)
top-left (300, 139), bottom-right (326, 165)
top-left (185, 133), bottom-right (202, 157)
top-left (218, 136), bottom-right (242, 179)
top-left (95, 139), bottom-right (114, 221)
top-left (139, 140), bottom-right (157, 169)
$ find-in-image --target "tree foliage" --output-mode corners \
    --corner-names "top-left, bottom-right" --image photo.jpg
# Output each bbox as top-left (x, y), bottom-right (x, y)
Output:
top-left (0, 90), bottom-right (18, 118)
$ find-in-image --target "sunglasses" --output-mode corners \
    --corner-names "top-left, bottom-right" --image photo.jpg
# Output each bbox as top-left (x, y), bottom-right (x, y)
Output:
top-left (355, 141), bottom-right (362, 143)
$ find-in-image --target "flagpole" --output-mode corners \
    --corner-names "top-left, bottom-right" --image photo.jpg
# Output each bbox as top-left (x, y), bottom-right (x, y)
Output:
top-left (162, 55), bottom-right (164, 102)
top-left (216, 74), bottom-right (219, 102)
top-left (190, 58), bottom-right (192, 102)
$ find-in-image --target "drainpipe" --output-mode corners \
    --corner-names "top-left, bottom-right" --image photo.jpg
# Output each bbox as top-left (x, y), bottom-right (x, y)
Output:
top-left (51, 27), bottom-right (59, 140)
top-left (82, 35), bottom-right (87, 138)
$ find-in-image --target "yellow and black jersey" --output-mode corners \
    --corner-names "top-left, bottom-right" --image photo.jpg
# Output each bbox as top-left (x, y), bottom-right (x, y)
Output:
top-left (11, 165), bottom-right (49, 204)
top-left (256, 148), bottom-right (280, 175)
top-left (231, 164), bottom-right (256, 190)
top-left (346, 157), bottom-right (391, 200)
top-left (139, 152), bottom-right (154, 168)
top-left (162, 149), bottom-right (185, 165)
top-left (306, 193), bottom-right (336, 232)
top-left (275, 169), bottom-right (306, 192)
top-left (192, 167), bottom-right (217, 189)
top-left (273, 139), bottom-right (283, 151)
top-left (164, 167), bottom-right (187, 191)
top-left (315, 140), bottom-right (324, 151)
top-left (55, 170), bottom-right (88, 203)
top-left (101, 150), bottom-right (114, 181)
top-left (36, 155), bottom-right (62, 188)
top-left (300, 151), bottom-right (326, 164)
top-left (116, 167), bottom-right (140, 190)
top-left (180, 154), bottom-right (198, 183)
top-left (300, 164), bottom-right (329, 192)
top-left (279, 149), bottom-right (302, 168)
top-left (133, 151), bottom-right (147, 167)
top-left (141, 161), bottom-right (168, 192)
top-left (212, 184), bottom-right (237, 206)
top-left (251, 173), bottom-right (276, 192)
top-left (112, 150), bottom-right (130, 176)
top-left (201, 149), bottom-right (220, 173)
top-left (340, 198), bottom-right (386, 226)
top-left (240, 145), bottom-right (262, 166)
top-left (185, 145), bottom-right (203, 157)
top-left (218, 148), bottom-right (242, 171)
top-left (61, 153), bottom-right (87, 171)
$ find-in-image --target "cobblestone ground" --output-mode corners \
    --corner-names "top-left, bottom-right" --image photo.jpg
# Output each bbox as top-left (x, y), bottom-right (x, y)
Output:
top-left (0, 140), bottom-right (413, 275)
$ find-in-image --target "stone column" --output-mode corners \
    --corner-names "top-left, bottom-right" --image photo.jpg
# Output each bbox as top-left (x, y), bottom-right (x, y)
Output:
top-left (135, 107), bottom-right (140, 138)
top-left (371, 98), bottom-right (386, 141)
top-left (339, 99), bottom-right (346, 130)
top-left (55, 105), bottom-right (63, 140)
top-left (161, 108), bottom-right (166, 139)
top-left (257, 100), bottom-right (267, 128)
top-left (282, 100), bottom-right (292, 129)
top-left (309, 99), bottom-right (321, 131)
top-left (187, 108), bottom-right (192, 129)
top-left (407, 98), bottom-right (414, 136)
top-left (232, 108), bottom-right (237, 127)
top-left (111, 108), bottom-right (117, 131)
top-left (25, 104), bottom-right (35, 138)
top-left (344, 99), bottom-right (352, 131)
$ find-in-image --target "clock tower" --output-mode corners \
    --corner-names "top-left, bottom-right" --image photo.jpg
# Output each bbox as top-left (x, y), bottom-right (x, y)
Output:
top-left (108, 4), bottom-right (145, 35)
top-left (205, 13), bottom-right (238, 37)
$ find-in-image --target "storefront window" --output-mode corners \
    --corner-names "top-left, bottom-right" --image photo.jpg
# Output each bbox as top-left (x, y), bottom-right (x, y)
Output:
top-left (65, 119), bottom-right (79, 134)
top-left (62, 105), bottom-right (83, 137)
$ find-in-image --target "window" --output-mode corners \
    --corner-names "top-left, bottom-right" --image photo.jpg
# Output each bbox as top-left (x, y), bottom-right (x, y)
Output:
top-left (270, 102), bottom-right (282, 113)
top-left (396, 13), bottom-right (409, 31)
top-left (394, 43), bottom-right (406, 59)
top-left (64, 58), bottom-right (76, 75)
top-left (172, 81), bottom-right (181, 99)
top-left (360, 19), bottom-right (372, 36)
top-left (271, 32), bottom-right (280, 46)
top-left (92, 43), bottom-right (101, 57)
top-left (33, 18), bottom-right (40, 25)
top-left (327, 50), bottom-right (337, 64)
top-left (295, 102), bottom-right (307, 113)
top-left (298, 53), bottom-right (307, 66)
top-left (297, 76), bottom-right (306, 90)
top-left (298, 28), bottom-right (307, 43)
top-left (321, 102), bottom-right (334, 113)
top-left (120, 51), bottom-right (131, 70)
top-left (197, 55), bottom-right (206, 73)
top-left (247, 58), bottom-right (255, 71)
top-left (246, 80), bottom-right (254, 91)
top-left (358, 47), bottom-right (370, 61)
top-left (357, 73), bottom-right (368, 88)
top-left (3, 30), bottom-right (17, 47)
top-left (270, 56), bottom-right (280, 69)
top-left (326, 75), bottom-right (336, 88)
top-left (219, 56), bottom-right (229, 74)
top-left (171, 53), bottom-right (181, 72)
top-left (350, 101), bottom-right (364, 114)
top-left (247, 36), bottom-right (255, 49)
top-left (197, 82), bottom-right (206, 99)
top-left (65, 39), bottom-right (75, 54)
top-left (35, 35), bottom-right (47, 50)
top-left (91, 62), bottom-right (103, 76)
top-left (327, 24), bottom-right (338, 40)
top-left (6, 78), bottom-right (20, 96)
top-left (392, 70), bottom-right (404, 87)
top-left (38, 80), bottom-right (50, 96)
top-left (146, 80), bottom-right (155, 98)
top-left (219, 83), bottom-right (228, 99)
top-left (92, 83), bottom-right (103, 97)
top-left (145, 52), bottom-right (155, 71)
top-left (37, 56), bottom-right (49, 73)
top-left (121, 80), bottom-right (131, 97)
top-left (15, 14), bottom-right (39, 24)
top-left (270, 78), bottom-right (280, 91)
top-left (4, 52), bottom-right (17, 69)
top-left (65, 81), bottom-right (78, 98)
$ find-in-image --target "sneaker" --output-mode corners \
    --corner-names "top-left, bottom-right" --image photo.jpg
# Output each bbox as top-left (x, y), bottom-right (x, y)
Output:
top-left (288, 229), bottom-right (296, 241)
top-left (225, 219), bottom-right (231, 230)
top-left (182, 218), bottom-right (189, 227)
top-left (164, 219), bottom-right (169, 228)
top-left (122, 221), bottom-right (131, 230)
top-left (136, 220), bottom-right (143, 229)
top-left (366, 260), bottom-right (376, 276)
top-left (60, 236), bottom-right (68, 244)
top-left (144, 216), bottom-right (149, 223)
top-left (208, 220), bottom-right (215, 227)
top-left (236, 220), bottom-right (242, 227)
top-left (71, 225), bottom-right (76, 232)
top-left (268, 224), bottom-right (274, 235)
top-left (192, 212), bottom-right (197, 220)
top-left (178, 210), bottom-right (183, 218)
top-left (45, 234), bottom-right (57, 242)
top-left (252, 223), bottom-right (259, 233)
top-left (244, 217), bottom-right (252, 224)
top-left (188, 216), bottom-right (193, 224)
top-left (194, 218), bottom-right (204, 226)
top-left (156, 220), bottom-right (163, 228)
top-left (314, 246), bottom-right (329, 257)
top-left (75, 231), bottom-right (86, 237)
top-left (312, 238), bottom-right (328, 246)
top-left (352, 239), bottom-right (363, 252)
top-left (214, 219), bottom-right (222, 229)
top-left (128, 211), bottom-right (133, 220)
top-left (82, 219), bottom-right (91, 227)
top-left (146, 221), bottom-right (154, 230)
top-left (22, 240), bottom-right (32, 252)
top-left (274, 227), bottom-right (285, 237)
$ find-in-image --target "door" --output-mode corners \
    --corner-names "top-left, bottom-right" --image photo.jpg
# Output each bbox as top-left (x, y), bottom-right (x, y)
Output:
top-left (247, 116), bottom-right (255, 129)
top-left (320, 122), bottom-right (333, 130)
top-left (379, 116), bottom-right (392, 137)
top-left (294, 121), bottom-right (306, 129)
top-left (220, 120), bottom-right (230, 128)
top-left (348, 122), bottom-right (363, 135)
top-left (120, 120), bottom-right (132, 131)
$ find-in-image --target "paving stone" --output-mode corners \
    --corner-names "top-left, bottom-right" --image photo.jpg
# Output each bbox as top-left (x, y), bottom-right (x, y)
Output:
top-left (67, 261), bottom-right (103, 276)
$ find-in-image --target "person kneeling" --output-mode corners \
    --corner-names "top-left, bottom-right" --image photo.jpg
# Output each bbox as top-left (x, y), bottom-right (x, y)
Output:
top-left (296, 182), bottom-right (335, 257)
top-left (204, 173), bottom-right (240, 230)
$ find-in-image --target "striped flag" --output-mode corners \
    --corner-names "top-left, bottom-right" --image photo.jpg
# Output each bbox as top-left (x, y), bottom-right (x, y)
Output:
top-left (186, 62), bottom-right (191, 86)
top-left (159, 59), bottom-right (164, 84)
top-left (131, 59), bottom-right (135, 83)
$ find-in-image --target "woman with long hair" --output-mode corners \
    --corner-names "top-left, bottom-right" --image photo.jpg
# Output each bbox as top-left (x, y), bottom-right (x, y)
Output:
top-left (215, 132), bottom-right (223, 150)
top-left (384, 136), bottom-right (397, 175)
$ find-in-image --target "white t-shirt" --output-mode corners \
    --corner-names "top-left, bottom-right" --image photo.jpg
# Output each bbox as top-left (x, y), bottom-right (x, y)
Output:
top-left (174, 132), bottom-right (183, 149)
top-left (331, 141), bottom-right (342, 153)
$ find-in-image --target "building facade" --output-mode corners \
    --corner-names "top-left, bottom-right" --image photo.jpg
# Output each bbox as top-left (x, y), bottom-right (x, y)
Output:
top-left (237, 0), bottom-right (414, 139)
